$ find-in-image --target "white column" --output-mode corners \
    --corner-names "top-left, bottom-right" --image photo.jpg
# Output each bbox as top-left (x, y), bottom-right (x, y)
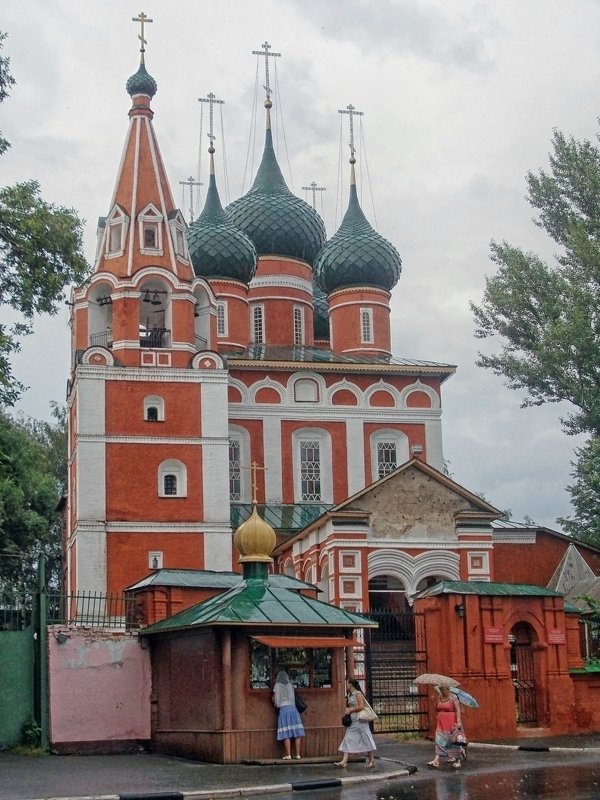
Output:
top-left (263, 415), bottom-right (283, 503)
top-left (424, 416), bottom-right (444, 471)
top-left (346, 417), bottom-right (365, 494)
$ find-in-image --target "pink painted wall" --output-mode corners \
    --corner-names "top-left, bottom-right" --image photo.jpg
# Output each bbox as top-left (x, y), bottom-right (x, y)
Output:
top-left (48, 626), bottom-right (151, 748)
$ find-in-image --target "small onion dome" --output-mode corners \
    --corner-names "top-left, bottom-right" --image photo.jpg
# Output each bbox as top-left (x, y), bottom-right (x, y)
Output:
top-left (126, 60), bottom-right (158, 99)
top-left (233, 505), bottom-right (276, 564)
top-left (226, 127), bottom-right (325, 265)
top-left (189, 161), bottom-right (257, 283)
top-left (314, 178), bottom-right (402, 294)
top-left (313, 280), bottom-right (330, 339)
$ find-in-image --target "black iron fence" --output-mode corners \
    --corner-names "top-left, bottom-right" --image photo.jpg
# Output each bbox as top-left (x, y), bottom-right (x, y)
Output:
top-left (47, 592), bottom-right (139, 629)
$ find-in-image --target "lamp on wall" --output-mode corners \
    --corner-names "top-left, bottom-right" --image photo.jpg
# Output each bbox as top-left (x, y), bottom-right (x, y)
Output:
top-left (455, 603), bottom-right (465, 619)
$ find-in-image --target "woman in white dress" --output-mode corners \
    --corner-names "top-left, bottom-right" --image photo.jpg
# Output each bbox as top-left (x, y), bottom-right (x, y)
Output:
top-left (335, 678), bottom-right (376, 768)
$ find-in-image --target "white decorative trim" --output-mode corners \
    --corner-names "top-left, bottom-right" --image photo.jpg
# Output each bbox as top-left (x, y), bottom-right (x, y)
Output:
top-left (363, 380), bottom-right (402, 408)
top-left (81, 347), bottom-right (115, 367)
top-left (369, 428), bottom-right (410, 483)
top-left (105, 521), bottom-right (231, 533)
top-left (492, 531), bottom-right (537, 545)
top-left (137, 202), bottom-right (164, 256)
top-left (360, 307), bottom-right (374, 344)
top-left (145, 117), bottom-right (178, 275)
top-left (229, 425), bottom-right (252, 502)
top-left (330, 298), bottom-right (390, 311)
top-left (399, 379), bottom-right (440, 410)
top-left (286, 371), bottom-right (327, 405)
top-left (325, 379), bottom-right (363, 405)
top-left (346, 418), bottom-right (365, 494)
top-left (228, 378), bottom-right (250, 403)
top-left (228, 405), bottom-right (441, 423)
top-left (73, 364), bottom-right (228, 383)
top-left (127, 117), bottom-right (141, 276)
top-left (368, 549), bottom-right (460, 598)
top-left (191, 351), bottom-right (224, 370)
top-left (292, 427), bottom-right (333, 504)
top-left (263, 416), bottom-right (283, 503)
top-left (78, 435), bottom-right (227, 445)
top-left (250, 274), bottom-right (313, 294)
top-left (158, 459), bottom-right (188, 497)
top-left (250, 376), bottom-right (285, 403)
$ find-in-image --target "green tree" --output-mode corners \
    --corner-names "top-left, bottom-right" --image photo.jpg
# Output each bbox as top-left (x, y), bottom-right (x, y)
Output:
top-left (0, 32), bottom-right (89, 407)
top-left (0, 406), bottom-right (66, 592)
top-left (559, 437), bottom-right (600, 543)
top-left (471, 122), bottom-right (600, 541)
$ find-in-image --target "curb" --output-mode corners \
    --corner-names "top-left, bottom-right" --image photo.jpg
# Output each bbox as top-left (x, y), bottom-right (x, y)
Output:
top-left (468, 742), bottom-right (600, 753)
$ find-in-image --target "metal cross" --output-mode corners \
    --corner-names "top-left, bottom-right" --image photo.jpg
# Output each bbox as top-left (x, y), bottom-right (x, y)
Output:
top-left (252, 41), bottom-right (281, 100)
top-left (132, 11), bottom-right (153, 53)
top-left (338, 104), bottom-right (364, 160)
top-left (179, 176), bottom-right (203, 224)
top-left (302, 181), bottom-right (326, 210)
top-left (242, 460), bottom-right (268, 505)
top-left (198, 92), bottom-right (225, 148)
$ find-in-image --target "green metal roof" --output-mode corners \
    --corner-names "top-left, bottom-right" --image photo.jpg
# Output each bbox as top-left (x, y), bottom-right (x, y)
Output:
top-left (416, 580), bottom-right (563, 598)
top-left (315, 182), bottom-right (401, 294)
top-left (224, 344), bottom-right (455, 373)
top-left (225, 127), bottom-right (326, 265)
top-left (188, 169), bottom-right (257, 283)
top-left (125, 568), bottom-right (317, 593)
top-left (231, 504), bottom-right (332, 533)
top-left (125, 60), bottom-right (157, 98)
top-left (141, 575), bottom-right (377, 635)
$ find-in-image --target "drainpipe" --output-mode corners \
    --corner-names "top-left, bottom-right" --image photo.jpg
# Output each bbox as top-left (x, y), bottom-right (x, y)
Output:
top-left (37, 555), bottom-right (49, 750)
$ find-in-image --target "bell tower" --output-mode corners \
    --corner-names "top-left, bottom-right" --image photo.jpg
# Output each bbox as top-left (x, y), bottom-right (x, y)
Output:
top-left (65, 18), bottom-right (232, 597)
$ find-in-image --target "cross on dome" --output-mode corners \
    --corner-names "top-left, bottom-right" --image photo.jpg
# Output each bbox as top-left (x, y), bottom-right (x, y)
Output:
top-left (198, 92), bottom-right (225, 152)
top-left (242, 460), bottom-right (268, 505)
top-left (302, 181), bottom-right (326, 209)
top-left (252, 41), bottom-right (281, 104)
top-left (338, 104), bottom-right (364, 162)
top-left (132, 11), bottom-right (153, 58)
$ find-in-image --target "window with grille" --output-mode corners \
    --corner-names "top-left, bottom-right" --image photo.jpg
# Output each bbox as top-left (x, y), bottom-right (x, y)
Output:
top-left (217, 302), bottom-right (227, 337)
top-left (293, 306), bottom-right (304, 346)
top-left (229, 439), bottom-right (241, 500)
top-left (300, 440), bottom-right (321, 501)
top-left (377, 441), bottom-right (397, 478)
top-left (163, 474), bottom-right (177, 495)
top-left (252, 306), bottom-right (264, 343)
top-left (146, 406), bottom-right (158, 422)
top-left (361, 308), bottom-right (373, 343)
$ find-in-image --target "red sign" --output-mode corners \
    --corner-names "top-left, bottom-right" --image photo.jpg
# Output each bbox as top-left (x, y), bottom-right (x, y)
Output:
top-left (484, 626), bottom-right (504, 644)
top-left (548, 628), bottom-right (566, 644)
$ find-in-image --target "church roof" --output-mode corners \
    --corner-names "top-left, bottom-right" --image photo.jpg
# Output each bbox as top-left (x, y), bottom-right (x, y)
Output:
top-left (225, 118), bottom-right (326, 265)
top-left (314, 166), bottom-right (402, 294)
top-left (224, 344), bottom-right (456, 377)
top-left (140, 574), bottom-right (377, 634)
top-left (188, 154), bottom-right (257, 283)
top-left (125, 59), bottom-right (157, 98)
top-left (125, 568), bottom-right (317, 593)
top-left (415, 580), bottom-right (563, 598)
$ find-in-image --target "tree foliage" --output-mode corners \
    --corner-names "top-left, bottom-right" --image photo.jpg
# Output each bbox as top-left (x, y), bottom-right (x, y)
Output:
top-left (471, 123), bottom-right (600, 543)
top-left (0, 32), bottom-right (89, 407)
top-left (0, 405), bottom-right (66, 592)
top-left (471, 128), bottom-right (600, 438)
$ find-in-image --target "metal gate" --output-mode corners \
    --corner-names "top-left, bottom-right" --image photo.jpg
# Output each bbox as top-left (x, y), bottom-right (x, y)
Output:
top-left (365, 610), bottom-right (428, 733)
top-left (0, 595), bottom-right (35, 747)
top-left (511, 634), bottom-right (537, 725)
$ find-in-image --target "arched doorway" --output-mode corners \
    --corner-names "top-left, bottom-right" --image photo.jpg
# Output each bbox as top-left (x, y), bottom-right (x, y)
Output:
top-left (365, 575), bottom-right (428, 734)
top-left (509, 622), bottom-right (538, 726)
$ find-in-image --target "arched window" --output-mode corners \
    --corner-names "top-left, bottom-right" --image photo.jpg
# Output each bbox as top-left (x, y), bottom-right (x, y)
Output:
top-left (293, 306), bottom-right (304, 346)
top-left (292, 428), bottom-right (333, 503)
top-left (217, 302), bottom-right (227, 337)
top-left (360, 308), bottom-right (374, 344)
top-left (158, 460), bottom-right (187, 497)
top-left (229, 426), bottom-right (251, 502)
top-left (144, 395), bottom-right (165, 422)
top-left (294, 378), bottom-right (319, 403)
top-left (251, 305), bottom-right (264, 344)
top-left (370, 429), bottom-right (409, 482)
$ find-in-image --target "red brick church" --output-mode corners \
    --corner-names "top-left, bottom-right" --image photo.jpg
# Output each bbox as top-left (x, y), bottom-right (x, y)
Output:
top-left (64, 29), bottom-right (600, 745)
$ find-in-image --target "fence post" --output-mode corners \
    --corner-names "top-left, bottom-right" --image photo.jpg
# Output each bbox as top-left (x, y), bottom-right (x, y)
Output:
top-left (37, 555), bottom-right (49, 750)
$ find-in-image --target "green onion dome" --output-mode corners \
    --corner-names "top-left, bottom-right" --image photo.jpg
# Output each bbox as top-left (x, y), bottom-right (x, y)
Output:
top-left (314, 177), bottom-right (402, 294)
top-left (226, 127), bottom-right (326, 265)
top-left (126, 59), bottom-right (158, 99)
top-left (189, 159), bottom-right (257, 283)
top-left (313, 281), bottom-right (330, 339)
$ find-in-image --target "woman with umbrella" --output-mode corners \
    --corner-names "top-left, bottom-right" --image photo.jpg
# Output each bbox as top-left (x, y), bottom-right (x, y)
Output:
top-left (428, 681), bottom-right (464, 769)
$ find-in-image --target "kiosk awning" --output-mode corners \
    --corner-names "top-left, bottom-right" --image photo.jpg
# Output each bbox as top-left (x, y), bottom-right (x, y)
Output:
top-left (251, 635), bottom-right (364, 649)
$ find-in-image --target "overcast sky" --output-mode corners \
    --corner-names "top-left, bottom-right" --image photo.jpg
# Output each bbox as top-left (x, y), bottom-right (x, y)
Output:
top-left (3, 0), bottom-right (598, 529)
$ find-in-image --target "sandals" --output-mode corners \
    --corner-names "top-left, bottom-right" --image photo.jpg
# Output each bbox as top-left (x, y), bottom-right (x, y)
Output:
top-left (335, 761), bottom-right (347, 768)
top-left (364, 761), bottom-right (375, 768)
top-left (452, 760), bottom-right (461, 769)
top-left (282, 755), bottom-right (292, 760)
top-left (427, 760), bottom-right (440, 769)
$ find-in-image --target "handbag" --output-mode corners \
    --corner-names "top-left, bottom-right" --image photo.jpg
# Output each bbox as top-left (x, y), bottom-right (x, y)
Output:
top-left (295, 693), bottom-right (307, 714)
top-left (341, 713), bottom-right (352, 727)
top-left (450, 724), bottom-right (467, 745)
top-left (356, 696), bottom-right (378, 722)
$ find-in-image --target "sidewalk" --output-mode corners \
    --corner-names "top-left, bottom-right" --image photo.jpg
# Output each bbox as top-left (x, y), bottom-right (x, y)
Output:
top-left (2, 734), bottom-right (600, 800)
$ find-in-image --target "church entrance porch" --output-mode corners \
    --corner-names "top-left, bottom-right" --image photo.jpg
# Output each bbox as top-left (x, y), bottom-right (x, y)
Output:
top-left (510, 622), bottom-right (538, 726)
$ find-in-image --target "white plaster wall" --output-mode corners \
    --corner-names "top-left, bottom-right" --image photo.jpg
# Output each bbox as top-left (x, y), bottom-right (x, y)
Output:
top-left (263, 415), bottom-right (283, 503)
top-left (76, 442), bottom-right (106, 520)
top-left (425, 417), bottom-right (444, 471)
top-left (77, 376), bottom-right (106, 435)
top-left (346, 418), bottom-right (365, 494)
top-left (204, 529), bottom-right (233, 571)
top-left (76, 525), bottom-right (107, 594)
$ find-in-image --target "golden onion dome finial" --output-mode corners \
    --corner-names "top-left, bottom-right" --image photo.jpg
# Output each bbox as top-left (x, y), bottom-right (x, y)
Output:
top-left (233, 461), bottom-right (276, 564)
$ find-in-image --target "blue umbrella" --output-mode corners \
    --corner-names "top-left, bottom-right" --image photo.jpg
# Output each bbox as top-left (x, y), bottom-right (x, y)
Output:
top-left (450, 687), bottom-right (479, 708)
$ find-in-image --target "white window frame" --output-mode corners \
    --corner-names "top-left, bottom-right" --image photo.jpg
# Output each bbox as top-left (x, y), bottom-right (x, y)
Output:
top-left (292, 428), bottom-right (333, 503)
top-left (217, 301), bottom-right (228, 337)
top-left (148, 551), bottom-right (163, 569)
top-left (168, 211), bottom-right (189, 260)
top-left (105, 206), bottom-right (129, 258)
top-left (251, 305), bottom-right (265, 344)
top-left (229, 426), bottom-right (251, 502)
top-left (293, 305), bottom-right (304, 346)
top-left (138, 204), bottom-right (164, 256)
top-left (294, 378), bottom-right (319, 403)
top-left (360, 307), bottom-right (374, 344)
top-left (370, 429), bottom-right (409, 483)
top-left (144, 395), bottom-right (165, 422)
top-left (158, 459), bottom-right (187, 498)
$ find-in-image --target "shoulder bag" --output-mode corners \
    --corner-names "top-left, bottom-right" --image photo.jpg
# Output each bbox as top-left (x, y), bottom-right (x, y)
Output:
top-left (295, 692), bottom-right (307, 714)
top-left (356, 694), bottom-right (378, 722)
